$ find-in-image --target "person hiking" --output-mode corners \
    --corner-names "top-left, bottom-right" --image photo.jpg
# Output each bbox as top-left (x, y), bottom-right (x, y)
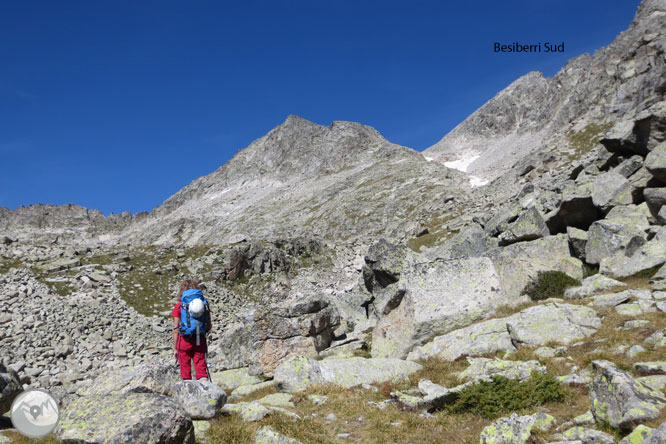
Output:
top-left (171, 280), bottom-right (211, 380)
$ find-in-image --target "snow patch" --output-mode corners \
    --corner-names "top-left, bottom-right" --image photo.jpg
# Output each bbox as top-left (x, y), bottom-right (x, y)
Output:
top-left (443, 154), bottom-right (480, 173)
top-left (469, 176), bottom-right (489, 187)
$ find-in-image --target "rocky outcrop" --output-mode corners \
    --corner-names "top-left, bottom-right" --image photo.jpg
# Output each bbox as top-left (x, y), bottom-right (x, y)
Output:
top-left (479, 412), bottom-right (555, 444)
top-left (0, 363), bottom-right (21, 415)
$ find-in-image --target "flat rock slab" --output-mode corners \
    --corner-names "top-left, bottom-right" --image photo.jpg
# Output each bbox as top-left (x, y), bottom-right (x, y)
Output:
top-left (590, 360), bottom-right (666, 429)
top-left (458, 358), bottom-right (546, 382)
top-left (223, 402), bottom-right (271, 422)
top-left (564, 274), bottom-right (627, 299)
top-left (479, 412), bottom-right (556, 444)
top-left (601, 237), bottom-right (666, 279)
top-left (172, 380), bottom-right (227, 419)
top-left (592, 291), bottom-right (633, 307)
top-left (257, 393), bottom-right (294, 408)
top-left (274, 356), bottom-right (422, 393)
top-left (54, 393), bottom-right (194, 444)
top-left (211, 368), bottom-right (262, 391)
top-left (409, 303), bottom-right (600, 361)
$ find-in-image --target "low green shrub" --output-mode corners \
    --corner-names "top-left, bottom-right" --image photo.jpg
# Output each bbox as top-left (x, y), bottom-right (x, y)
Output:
top-left (526, 271), bottom-right (580, 301)
top-left (446, 372), bottom-right (565, 419)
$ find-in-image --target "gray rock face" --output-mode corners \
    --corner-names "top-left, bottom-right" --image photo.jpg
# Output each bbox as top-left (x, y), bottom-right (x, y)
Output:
top-left (646, 141), bottom-right (666, 182)
top-left (54, 393), bottom-right (194, 444)
top-left (479, 412), bottom-right (556, 444)
top-left (567, 226), bottom-right (589, 261)
top-left (371, 256), bottom-right (505, 359)
top-left (589, 360), bottom-right (666, 430)
top-left (586, 219), bottom-right (648, 265)
top-left (273, 356), bottom-right (422, 393)
top-left (172, 380), bottom-right (227, 419)
top-left (644, 422), bottom-right (666, 444)
top-left (0, 363), bottom-right (21, 414)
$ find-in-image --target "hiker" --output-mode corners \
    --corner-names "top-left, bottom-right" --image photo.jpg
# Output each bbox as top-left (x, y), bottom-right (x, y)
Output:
top-left (171, 280), bottom-right (211, 380)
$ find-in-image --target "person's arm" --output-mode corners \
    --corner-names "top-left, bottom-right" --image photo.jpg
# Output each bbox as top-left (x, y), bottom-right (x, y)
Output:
top-left (173, 316), bottom-right (179, 357)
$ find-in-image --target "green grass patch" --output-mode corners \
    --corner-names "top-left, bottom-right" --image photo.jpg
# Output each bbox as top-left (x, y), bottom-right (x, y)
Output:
top-left (446, 372), bottom-right (565, 419)
top-left (0, 257), bottom-right (24, 274)
top-left (526, 271), bottom-right (581, 301)
top-left (564, 122), bottom-right (614, 162)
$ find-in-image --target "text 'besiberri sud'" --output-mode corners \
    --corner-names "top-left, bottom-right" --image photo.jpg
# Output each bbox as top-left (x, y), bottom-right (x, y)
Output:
top-left (494, 42), bottom-right (564, 52)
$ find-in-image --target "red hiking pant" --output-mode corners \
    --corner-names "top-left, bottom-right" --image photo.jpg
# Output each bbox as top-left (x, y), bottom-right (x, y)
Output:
top-left (176, 335), bottom-right (209, 380)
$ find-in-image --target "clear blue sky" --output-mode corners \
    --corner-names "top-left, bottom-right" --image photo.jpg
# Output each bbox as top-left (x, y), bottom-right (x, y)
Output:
top-left (0, 0), bottom-right (642, 215)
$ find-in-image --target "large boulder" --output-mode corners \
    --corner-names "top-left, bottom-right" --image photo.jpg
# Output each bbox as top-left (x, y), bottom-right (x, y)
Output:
top-left (362, 239), bottom-right (411, 292)
top-left (54, 393), bottom-right (194, 444)
top-left (76, 360), bottom-right (181, 397)
top-left (600, 236), bottom-right (666, 278)
top-left (273, 356), bottom-right (422, 393)
top-left (408, 303), bottom-right (600, 361)
top-left (646, 141), bottom-right (666, 182)
top-left (644, 422), bottom-right (666, 444)
top-left (564, 274), bottom-right (627, 299)
top-left (591, 172), bottom-right (634, 212)
top-left (497, 207), bottom-right (550, 246)
top-left (213, 296), bottom-right (340, 376)
top-left (0, 363), bottom-right (21, 414)
top-left (589, 360), bottom-right (666, 430)
top-left (585, 212), bottom-right (648, 265)
top-left (171, 380), bottom-right (227, 419)
top-left (371, 256), bottom-right (505, 359)
top-left (488, 234), bottom-right (584, 300)
top-left (422, 224), bottom-right (496, 261)
top-left (479, 412), bottom-right (555, 444)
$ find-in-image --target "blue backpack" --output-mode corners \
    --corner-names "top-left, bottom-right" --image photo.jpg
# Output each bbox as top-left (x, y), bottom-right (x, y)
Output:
top-left (178, 289), bottom-right (210, 343)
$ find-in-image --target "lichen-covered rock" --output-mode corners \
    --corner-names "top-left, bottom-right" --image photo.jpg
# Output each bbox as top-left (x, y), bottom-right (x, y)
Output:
top-left (390, 391), bottom-right (427, 410)
top-left (223, 402), bottom-right (271, 422)
top-left (0, 363), bottom-right (21, 415)
top-left (558, 426), bottom-right (615, 444)
top-left (172, 380), bottom-right (227, 419)
top-left (644, 188), bottom-right (666, 220)
top-left (230, 381), bottom-right (275, 401)
top-left (458, 357), bottom-right (546, 382)
top-left (362, 239), bottom-right (411, 292)
top-left (273, 356), bottom-right (422, 393)
top-left (564, 274), bottom-right (627, 299)
top-left (644, 422), bottom-right (666, 444)
top-left (479, 412), bottom-right (555, 444)
top-left (76, 360), bottom-right (181, 397)
top-left (619, 425), bottom-right (654, 444)
top-left (210, 367), bottom-right (262, 392)
top-left (497, 207), bottom-right (550, 246)
top-left (257, 393), bottom-right (294, 408)
top-left (590, 360), bottom-right (666, 430)
top-left (54, 393), bottom-right (194, 444)
top-left (371, 256), bottom-right (505, 359)
top-left (417, 379), bottom-right (473, 408)
top-left (600, 237), bottom-right (666, 279)
top-left (592, 291), bottom-right (633, 307)
top-left (505, 303), bottom-right (600, 347)
top-left (254, 426), bottom-right (303, 444)
top-left (591, 172), bottom-right (634, 212)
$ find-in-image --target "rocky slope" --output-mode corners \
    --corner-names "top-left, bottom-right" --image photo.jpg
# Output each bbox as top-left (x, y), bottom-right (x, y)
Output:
top-left (1, 1), bottom-right (666, 443)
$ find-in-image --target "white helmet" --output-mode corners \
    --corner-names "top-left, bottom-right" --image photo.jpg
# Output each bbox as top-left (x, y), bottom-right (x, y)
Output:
top-left (189, 299), bottom-right (205, 316)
